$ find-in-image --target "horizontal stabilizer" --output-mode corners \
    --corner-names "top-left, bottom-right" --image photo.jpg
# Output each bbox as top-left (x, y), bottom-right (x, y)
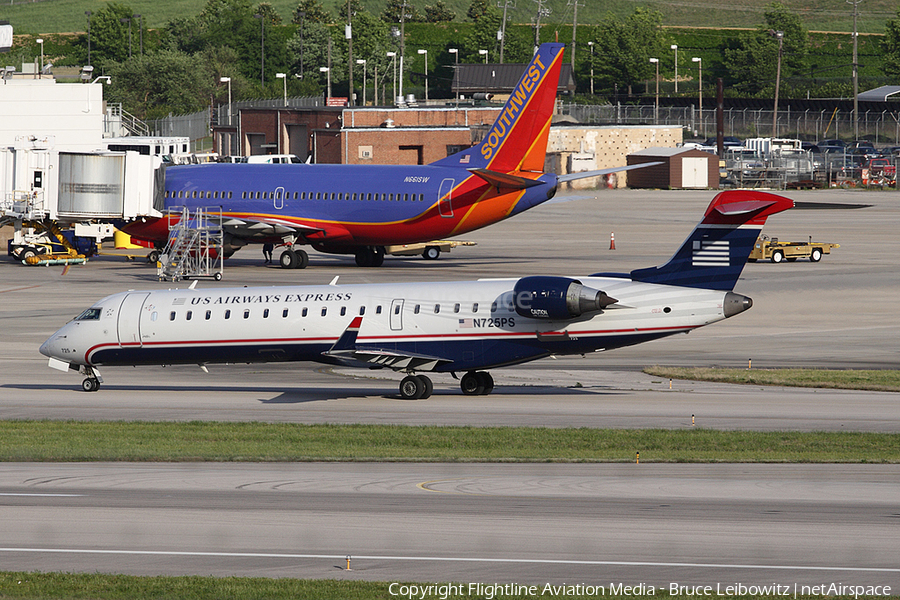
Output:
top-left (557, 162), bottom-right (663, 183)
top-left (630, 190), bottom-right (794, 291)
top-left (468, 168), bottom-right (544, 190)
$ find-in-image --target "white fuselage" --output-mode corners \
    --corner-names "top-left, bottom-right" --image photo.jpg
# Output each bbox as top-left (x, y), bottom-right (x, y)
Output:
top-left (40, 276), bottom-right (734, 374)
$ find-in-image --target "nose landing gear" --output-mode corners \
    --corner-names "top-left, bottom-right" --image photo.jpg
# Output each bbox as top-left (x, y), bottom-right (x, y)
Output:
top-left (80, 366), bottom-right (103, 392)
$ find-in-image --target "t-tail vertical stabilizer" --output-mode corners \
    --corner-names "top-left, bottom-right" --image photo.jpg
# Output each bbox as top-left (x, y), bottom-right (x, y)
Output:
top-left (430, 43), bottom-right (565, 174)
top-left (629, 190), bottom-right (795, 291)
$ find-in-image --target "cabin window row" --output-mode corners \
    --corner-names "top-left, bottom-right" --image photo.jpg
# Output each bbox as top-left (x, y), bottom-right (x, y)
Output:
top-left (163, 190), bottom-right (427, 202)
top-left (166, 190), bottom-right (234, 199)
top-left (152, 301), bottom-right (487, 322)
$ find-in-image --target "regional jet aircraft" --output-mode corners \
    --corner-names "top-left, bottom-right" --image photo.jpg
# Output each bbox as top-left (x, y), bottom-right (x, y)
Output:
top-left (121, 43), bottom-right (650, 268)
top-left (42, 190), bottom-right (794, 397)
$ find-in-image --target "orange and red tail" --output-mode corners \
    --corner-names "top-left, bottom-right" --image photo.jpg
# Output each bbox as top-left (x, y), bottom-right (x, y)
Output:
top-left (430, 43), bottom-right (566, 175)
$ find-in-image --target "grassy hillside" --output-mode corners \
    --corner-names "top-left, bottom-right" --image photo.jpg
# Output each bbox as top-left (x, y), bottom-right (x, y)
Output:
top-left (2, 0), bottom-right (898, 35)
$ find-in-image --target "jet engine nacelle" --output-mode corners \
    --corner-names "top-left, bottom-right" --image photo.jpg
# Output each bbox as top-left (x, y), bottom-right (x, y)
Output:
top-left (512, 276), bottom-right (617, 320)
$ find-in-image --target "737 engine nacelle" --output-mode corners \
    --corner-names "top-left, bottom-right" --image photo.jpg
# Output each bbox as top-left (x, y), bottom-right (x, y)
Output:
top-left (512, 276), bottom-right (617, 320)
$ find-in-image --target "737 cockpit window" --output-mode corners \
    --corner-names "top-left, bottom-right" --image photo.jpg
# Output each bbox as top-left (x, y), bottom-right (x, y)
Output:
top-left (76, 307), bottom-right (102, 320)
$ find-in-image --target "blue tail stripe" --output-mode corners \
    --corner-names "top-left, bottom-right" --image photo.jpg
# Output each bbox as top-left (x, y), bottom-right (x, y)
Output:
top-left (630, 226), bottom-right (761, 291)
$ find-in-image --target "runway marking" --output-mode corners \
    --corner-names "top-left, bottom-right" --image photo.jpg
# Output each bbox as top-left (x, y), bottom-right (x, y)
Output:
top-left (1, 547), bottom-right (899, 573)
top-left (0, 493), bottom-right (84, 497)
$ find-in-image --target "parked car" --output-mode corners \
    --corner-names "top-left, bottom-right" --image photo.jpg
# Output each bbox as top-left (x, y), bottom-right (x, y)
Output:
top-left (820, 138), bottom-right (847, 148)
top-left (703, 136), bottom-right (742, 148)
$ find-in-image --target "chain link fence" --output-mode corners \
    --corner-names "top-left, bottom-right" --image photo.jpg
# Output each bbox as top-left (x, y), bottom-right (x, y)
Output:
top-left (558, 103), bottom-right (900, 145)
top-left (145, 97), bottom-right (323, 152)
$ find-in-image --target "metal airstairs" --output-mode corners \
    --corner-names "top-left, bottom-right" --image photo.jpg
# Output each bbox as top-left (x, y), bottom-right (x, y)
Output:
top-left (157, 207), bottom-right (223, 282)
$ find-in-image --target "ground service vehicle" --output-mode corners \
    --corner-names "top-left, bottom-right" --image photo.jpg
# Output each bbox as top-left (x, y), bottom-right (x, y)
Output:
top-left (748, 234), bottom-right (839, 263)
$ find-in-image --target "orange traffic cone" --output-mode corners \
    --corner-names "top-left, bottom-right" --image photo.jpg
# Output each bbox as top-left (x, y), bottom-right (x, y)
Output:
top-left (609, 232), bottom-right (616, 250)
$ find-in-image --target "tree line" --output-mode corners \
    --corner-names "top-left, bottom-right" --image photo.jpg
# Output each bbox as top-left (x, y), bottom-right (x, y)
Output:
top-left (23, 0), bottom-right (900, 120)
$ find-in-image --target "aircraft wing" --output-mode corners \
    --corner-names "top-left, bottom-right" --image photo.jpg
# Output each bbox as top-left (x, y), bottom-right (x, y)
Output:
top-left (221, 217), bottom-right (325, 240)
top-left (321, 316), bottom-right (453, 371)
top-left (557, 162), bottom-right (663, 183)
top-left (324, 347), bottom-right (453, 372)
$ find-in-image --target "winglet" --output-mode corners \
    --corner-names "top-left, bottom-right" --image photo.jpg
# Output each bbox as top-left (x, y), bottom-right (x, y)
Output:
top-left (630, 190), bottom-right (794, 291)
top-left (328, 316), bottom-right (363, 352)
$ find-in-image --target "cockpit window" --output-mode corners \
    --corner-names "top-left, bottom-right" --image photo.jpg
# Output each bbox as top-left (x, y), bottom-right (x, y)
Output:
top-left (76, 307), bottom-right (102, 321)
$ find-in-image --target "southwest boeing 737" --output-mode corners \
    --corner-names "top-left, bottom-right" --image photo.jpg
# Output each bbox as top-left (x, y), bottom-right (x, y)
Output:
top-left (121, 43), bottom-right (650, 268)
top-left (42, 189), bottom-right (794, 397)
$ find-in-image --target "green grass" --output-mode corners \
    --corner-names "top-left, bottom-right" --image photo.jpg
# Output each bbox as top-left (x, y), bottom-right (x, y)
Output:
top-left (644, 367), bottom-right (900, 393)
top-left (2, 421), bottom-right (899, 463)
top-left (0, 572), bottom-right (890, 600)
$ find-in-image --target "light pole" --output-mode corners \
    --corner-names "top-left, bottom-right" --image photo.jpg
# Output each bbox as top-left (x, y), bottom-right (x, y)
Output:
top-left (692, 57), bottom-right (702, 136)
top-left (276, 72), bottom-right (287, 106)
top-left (297, 11), bottom-right (306, 80)
top-left (587, 41), bottom-right (594, 96)
top-left (417, 49), bottom-right (427, 101)
top-left (220, 76), bottom-right (232, 125)
top-left (449, 48), bottom-right (458, 98)
top-left (356, 59), bottom-right (367, 105)
top-left (769, 29), bottom-right (783, 138)
top-left (387, 51), bottom-right (397, 104)
top-left (36, 38), bottom-right (43, 76)
top-left (320, 66), bottom-right (331, 99)
top-left (254, 13), bottom-right (265, 88)
top-left (134, 14), bottom-right (142, 56)
top-left (649, 57), bottom-right (659, 123)
top-left (85, 11), bottom-right (92, 66)
top-left (479, 49), bottom-right (488, 64)
top-left (119, 17), bottom-right (131, 58)
top-left (671, 44), bottom-right (678, 93)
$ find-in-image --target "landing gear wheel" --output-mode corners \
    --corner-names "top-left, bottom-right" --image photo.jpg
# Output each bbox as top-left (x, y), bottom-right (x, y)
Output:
top-left (422, 246), bottom-right (440, 260)
top-left (372, 246), bottom-right (385, 267)
top-left (294, 248), bottom-right (309, 269)
top-left (810, 248), bottom-right (822, 262)
top-left (476, 371), bottom-right (494, 395)
top-left (418, 375), bottom-right (433, 399)
top-left (82, 378), bottom-right (100, 392)
top-left (355, 248), bottom-right (372, 267)
top-left (460, 371), bottom-right (484, 396)
top-left (147, 250), bottom-right (160, 264)
top-left (280, 249), bottom-right (298, 269)
top-left (771, 250), bottom-right (784, 263)
top-left (355, 246), bottom-right (385, 267)
top-left (400, 375), bottom-right (426, 399)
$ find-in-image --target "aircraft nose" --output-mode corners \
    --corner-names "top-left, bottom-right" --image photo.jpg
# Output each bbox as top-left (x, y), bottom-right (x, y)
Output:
top-left (723, 292), bottom-right (753, 318)
top-left (39, 338), bottom-right (52, 358)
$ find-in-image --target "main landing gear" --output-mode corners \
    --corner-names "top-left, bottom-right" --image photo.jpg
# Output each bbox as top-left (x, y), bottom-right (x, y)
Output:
top-left (399, 374), bottom-right (433, 399)
top-left (460, 371), bottom-right (493, 395)
top-left (399, 371), bottom-right (494, 398)
top-left (279, 248), bottom-right (310, 269)
top-left (355, 246), bottom-right (385, 267)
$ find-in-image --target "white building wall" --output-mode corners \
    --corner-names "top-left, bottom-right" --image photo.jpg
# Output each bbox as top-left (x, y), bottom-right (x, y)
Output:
top-left (548, 125), bottom-right (683, 189)
top-left (0, 79), bottom-right (106, 152)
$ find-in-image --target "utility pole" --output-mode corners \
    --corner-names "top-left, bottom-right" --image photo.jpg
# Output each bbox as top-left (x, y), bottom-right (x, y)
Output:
top-left (498, 0), bottom-right (513, 63)
top-left (399, 0), bottom-right (408, 101)
top-left (569, 0), bottom-right (583, 71)
top-left (849, 0), bottom-right (861, 139)
top-left (347, 0), bottom-right (354, 106)
top-left (770, 30), bottom-right (783, 137)
top-left (531, 0), bottom-right (550, 54)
